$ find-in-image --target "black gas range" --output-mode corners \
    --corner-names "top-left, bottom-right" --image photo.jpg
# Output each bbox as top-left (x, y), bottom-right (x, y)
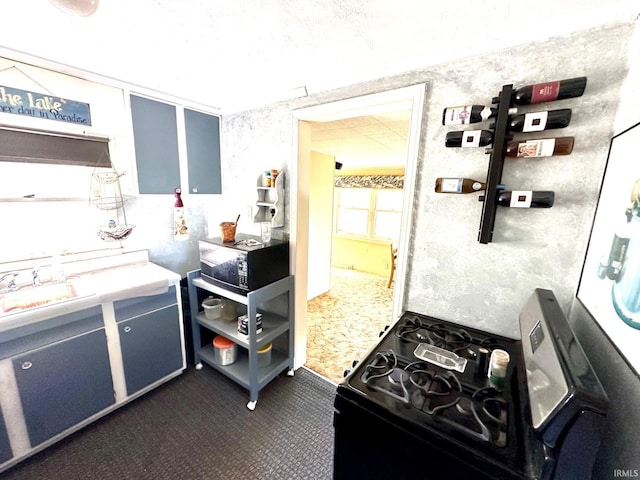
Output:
top-left (333, 289), bottom-right (608, 480)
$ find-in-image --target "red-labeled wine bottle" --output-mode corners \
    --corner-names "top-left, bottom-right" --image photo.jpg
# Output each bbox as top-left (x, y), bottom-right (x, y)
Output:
top-left (513, 77), bottom-right (587, 105)
top-left (509, 109), bottom-right (571, 133)
top-left (505, 137), bottom-right (574, 158)
top-left (442, 105), bottom-right (517, 125)
top-left (497, 190), bottom-right (554, 208)
top-left (445, 130), bottom-right (493, 148)
top-left (435, 178), bottom-right (487, 194)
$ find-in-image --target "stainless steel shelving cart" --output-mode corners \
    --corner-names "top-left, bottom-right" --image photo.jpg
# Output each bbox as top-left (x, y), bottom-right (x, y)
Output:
top-left (186, 270), bottom-right (295, 410)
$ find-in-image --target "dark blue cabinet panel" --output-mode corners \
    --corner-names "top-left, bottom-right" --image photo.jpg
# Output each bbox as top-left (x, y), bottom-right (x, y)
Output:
top-left (0, 413), bottom-right (11, 464)
top-left (113, 286), bottom-right (176, 323)
top-left (119, 304), bottom-right (183, 395)
top-left (13, 329), bottom-right (114, 446)
top-left (185, 108), bottom-right (221, 194)
top-left (130, 95), bottom-right (180, 194)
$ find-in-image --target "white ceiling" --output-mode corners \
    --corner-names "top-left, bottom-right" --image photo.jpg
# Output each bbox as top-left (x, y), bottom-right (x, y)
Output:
top-left (0, 1), bottom-right (637, 168)
top-left (309, 110), bottom-right (410, 169)
top-left (0, 1), bottom-right (637, 115)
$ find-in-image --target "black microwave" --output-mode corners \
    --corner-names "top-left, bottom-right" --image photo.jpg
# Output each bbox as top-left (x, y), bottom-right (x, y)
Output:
top-left (198, 234), bottom-right (289, 295)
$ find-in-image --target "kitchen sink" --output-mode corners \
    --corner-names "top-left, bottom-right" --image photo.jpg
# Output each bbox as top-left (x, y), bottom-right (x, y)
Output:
top-left (0, 281), bottom-right (83, 314)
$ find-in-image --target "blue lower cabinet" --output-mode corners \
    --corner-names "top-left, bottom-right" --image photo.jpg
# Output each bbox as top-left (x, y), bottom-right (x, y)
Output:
top-left (119, 304), bottom-right (183, 395)
top-left (13, 329), bottom-right (115, 446)
top-left (0, 412), bottom-right (11, 464)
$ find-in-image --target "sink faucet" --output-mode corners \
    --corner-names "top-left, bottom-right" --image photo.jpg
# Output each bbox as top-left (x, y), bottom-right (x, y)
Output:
top-left (32, 266), bottom-right (41, 287)
top-left (0, 272), bottom-right (19, 292)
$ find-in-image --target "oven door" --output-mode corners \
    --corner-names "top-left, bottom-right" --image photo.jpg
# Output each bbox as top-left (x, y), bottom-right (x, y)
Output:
top-left (334, 386), bottom-right (528, 480)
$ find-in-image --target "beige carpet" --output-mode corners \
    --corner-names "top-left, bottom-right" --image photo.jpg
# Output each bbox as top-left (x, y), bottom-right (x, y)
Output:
top-left (306, 268), bottom-right (394, 384)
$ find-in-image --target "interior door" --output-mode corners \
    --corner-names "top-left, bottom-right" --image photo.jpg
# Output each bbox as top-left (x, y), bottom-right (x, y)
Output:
top-left (307, 151), bottom-right (335, 300)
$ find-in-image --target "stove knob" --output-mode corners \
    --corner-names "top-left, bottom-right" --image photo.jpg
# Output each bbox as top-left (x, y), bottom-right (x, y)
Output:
top-left (352, 360), bottom-right (359, 368)
top-left (343, 369), bottom-right (351, 378)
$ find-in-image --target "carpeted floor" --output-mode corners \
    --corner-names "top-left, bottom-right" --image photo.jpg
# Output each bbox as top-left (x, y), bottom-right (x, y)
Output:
top-left (306, 268), bottom-right (394, 384)
top-left (1, 367), bottom-right (335, 480)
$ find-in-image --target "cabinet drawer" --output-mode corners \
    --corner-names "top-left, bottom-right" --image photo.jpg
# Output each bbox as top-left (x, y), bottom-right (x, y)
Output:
top-left (113, 286), bottom-right (176, 322)
top-left (0, 306), bottom-right (103, 360)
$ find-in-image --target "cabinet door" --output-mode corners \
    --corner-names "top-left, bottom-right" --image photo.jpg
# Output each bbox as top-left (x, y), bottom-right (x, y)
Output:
top-left (119, 304), bottom-right (183, 395)
top-left (13, 329), bottom-right (114, 446)
top-left (130, 94), bottom-right (181, 194)
top-left (0, 411), bottom-right (11, 465)
top-left (185, 108), bottom-right (221, 194)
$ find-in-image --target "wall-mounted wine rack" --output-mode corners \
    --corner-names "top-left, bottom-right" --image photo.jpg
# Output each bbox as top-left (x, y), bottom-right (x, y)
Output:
top-left (479, 84), bottom-right (513, 244)
top-left (440, 76), bottom-right (586, 244)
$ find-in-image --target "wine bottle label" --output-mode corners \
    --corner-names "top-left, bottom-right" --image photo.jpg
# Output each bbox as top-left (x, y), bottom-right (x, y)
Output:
top-left (461, 130), bottom-right (482, 147)
top-left (441, 178), bottom-right (463, 193)
top-left (531, 81), bottom-right (561, 103)
top-left (522, 111), bottom-right (549, 132)
top-left (509, 190), bottom-right (533, 208)
top-left (443, 105), bottom-right (473, 125)
top-left (515, 138), bottom-right (556, 157)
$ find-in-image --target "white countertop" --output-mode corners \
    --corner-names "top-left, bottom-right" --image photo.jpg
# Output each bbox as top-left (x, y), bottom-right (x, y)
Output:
top-left (0, 250), bottom-right (181, 332)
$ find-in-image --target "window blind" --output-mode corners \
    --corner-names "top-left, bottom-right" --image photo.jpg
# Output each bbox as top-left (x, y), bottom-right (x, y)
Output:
top-left (0, 126), bottom-right (111, 168)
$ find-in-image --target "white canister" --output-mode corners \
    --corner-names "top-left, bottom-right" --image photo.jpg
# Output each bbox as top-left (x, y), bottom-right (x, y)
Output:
top-left (213, 336), bottom-right (237, 366)
top-left (202, 297), bottom-right (222, 320)
top-left (488, 349), bottom-right (510, 389)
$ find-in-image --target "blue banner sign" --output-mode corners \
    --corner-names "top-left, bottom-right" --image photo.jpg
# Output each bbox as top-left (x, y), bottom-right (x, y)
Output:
top-left (0, 85), bottom-right (91, 126)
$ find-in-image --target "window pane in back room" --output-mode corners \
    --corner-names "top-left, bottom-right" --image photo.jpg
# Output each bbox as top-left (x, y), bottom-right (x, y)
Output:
top-left (336, 209), bottom-right (368, 235)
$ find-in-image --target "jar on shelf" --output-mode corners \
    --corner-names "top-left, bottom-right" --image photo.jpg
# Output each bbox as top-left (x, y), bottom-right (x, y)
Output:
top-left (262, 171), bottom-right (272, 187)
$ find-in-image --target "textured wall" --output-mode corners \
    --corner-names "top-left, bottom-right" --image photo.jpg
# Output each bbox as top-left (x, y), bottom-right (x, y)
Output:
top-left (222, 22), bottom-right (635, 339)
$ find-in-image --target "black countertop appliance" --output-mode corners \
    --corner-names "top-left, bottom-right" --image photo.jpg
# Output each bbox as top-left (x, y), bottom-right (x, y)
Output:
top-left (199, 234), bottom-right (289, 295)
top-left (333, 288), bottom-right (608, 479)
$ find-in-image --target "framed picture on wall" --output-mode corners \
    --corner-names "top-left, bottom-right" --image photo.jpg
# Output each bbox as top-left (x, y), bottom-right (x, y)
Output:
top-left (578, 121), bottom-right (640, 375)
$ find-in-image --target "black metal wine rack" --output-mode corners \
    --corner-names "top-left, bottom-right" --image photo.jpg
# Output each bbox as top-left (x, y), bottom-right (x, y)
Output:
top-left (478, 84), bottom-right (513, 244)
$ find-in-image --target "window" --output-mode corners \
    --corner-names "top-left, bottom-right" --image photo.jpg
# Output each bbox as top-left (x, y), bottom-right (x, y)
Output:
top-left (335, 187), bottom-right (403, 241)
top-left (0, 126), bottom-right (111, 199)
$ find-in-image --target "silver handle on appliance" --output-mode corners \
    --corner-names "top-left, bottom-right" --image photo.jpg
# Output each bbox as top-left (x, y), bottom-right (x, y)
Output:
top-left (124, 326), bottom-right (131, 333)
top-left (21, 361), bottom-right (33, 370)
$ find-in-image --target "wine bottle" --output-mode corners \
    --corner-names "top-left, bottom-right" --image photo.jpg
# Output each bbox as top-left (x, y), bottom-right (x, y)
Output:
top-left (445, 130), bottom-right (493, 148)
top-left (435, 178), bottom-right (487, 194)
top-left (512, 77), bottom-right (587, 105)
top-left (442, 105), bottom-right (517, 125)
top-left (496, 190), bottom-right (554, 208)
top-left (442, 105), bottom-right (497, 126)
top-left (509, 109), bottom-right (571, 133)
top-left (505, 137), bottom-right (574, 158)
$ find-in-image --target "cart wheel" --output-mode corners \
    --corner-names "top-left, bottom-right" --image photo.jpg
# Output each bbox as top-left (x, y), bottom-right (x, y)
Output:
top-left (247, 400), bottom-right (257, 411)
top-left (195, 363), bottom-right (203, 370)
top-left (286, 369), bottom-right (294, 377)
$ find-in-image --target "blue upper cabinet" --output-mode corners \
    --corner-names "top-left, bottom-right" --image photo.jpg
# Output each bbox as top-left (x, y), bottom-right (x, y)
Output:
top-left (185, 108), bottom-right (221, 194)
top-left (130, 95), bottom-right (222, 195)
top-left (130, 94), bottom-right (181, 194)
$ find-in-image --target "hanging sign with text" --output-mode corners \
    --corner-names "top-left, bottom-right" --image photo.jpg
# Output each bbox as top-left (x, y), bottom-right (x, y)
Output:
top-left (0, 85), bottom-right (92, 126)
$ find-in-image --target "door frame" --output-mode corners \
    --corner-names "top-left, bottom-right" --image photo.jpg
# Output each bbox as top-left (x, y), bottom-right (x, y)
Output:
top-left (290, 84), bottom-right (426, 368)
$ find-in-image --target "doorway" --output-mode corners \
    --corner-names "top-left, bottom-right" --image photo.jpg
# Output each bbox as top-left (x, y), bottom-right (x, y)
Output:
top-left (290, 84), bottom-right (426, 374)
top-left (304, 113), bottom-right (409, 383)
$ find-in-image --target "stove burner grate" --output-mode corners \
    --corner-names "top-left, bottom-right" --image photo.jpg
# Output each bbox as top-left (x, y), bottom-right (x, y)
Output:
top-left (395, 317), bottom-right (474, 355)
top-left (359, 348), bottom-right (509, 447)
